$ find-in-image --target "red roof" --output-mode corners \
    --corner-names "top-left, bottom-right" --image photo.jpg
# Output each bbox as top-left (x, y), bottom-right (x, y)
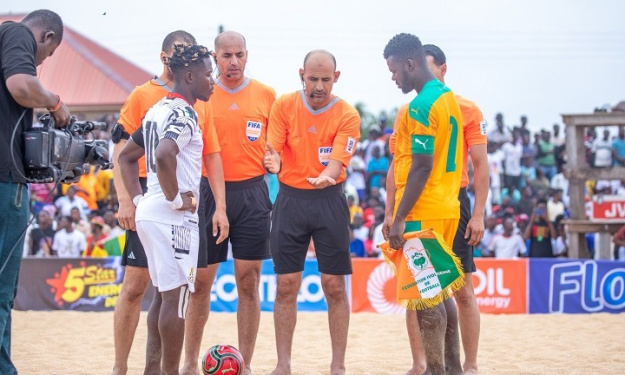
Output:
top-left (1, 14), bottom-right (152, 111)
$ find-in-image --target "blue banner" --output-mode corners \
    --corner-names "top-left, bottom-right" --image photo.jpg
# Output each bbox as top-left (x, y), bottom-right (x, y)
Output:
top-left (209, 259), bottom-right (328, 312)
top-left (529, 259), bottom-right (625, 314)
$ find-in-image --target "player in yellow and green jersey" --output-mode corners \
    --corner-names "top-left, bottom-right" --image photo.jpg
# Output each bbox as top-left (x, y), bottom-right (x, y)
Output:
top-left (383, 33), bottom-right (464, 375)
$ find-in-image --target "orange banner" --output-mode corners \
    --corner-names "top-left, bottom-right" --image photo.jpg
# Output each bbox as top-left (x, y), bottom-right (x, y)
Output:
top-left (351, 258), bottom-right (528, 314)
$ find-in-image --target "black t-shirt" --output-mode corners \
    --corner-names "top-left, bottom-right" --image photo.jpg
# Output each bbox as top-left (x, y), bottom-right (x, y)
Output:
top-left (0, 21), bottom-right (37, 183)
top-left (30, 226), bottom-right (56, 256)
top-left (528, 219), bottom-right (554, 258)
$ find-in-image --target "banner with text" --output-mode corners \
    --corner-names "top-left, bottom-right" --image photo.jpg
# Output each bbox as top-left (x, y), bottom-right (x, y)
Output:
top-left (15, 257), bottom-right (153, 311)
top-left (350, 258), bottom-right (528, 314)
top-left (528, 259), bottom-right (625, 314)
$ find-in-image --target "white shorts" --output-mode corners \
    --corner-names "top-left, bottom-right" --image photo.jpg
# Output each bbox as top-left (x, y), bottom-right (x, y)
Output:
top-left (136, 215), bottom-right (199, 293)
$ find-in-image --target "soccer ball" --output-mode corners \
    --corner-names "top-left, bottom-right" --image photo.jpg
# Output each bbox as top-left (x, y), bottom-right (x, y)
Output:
top-left (202, 344), bottom-right (245, 375)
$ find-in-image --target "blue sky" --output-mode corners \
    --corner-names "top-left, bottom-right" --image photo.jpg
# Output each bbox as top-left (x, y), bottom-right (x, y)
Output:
top-left (3, 0), bottom-right (624, 132)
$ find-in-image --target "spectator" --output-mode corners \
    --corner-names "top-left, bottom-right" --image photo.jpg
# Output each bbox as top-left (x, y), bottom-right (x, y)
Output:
top-left (552, 123), bottom-right (565, 147)
top-left (524, 199), bottom-right (556, 257)
top-left (488, 112), bottom-right (512, 146)
top-left (26, 210), bottom-right (56, 256)
top-left (54, 185), bottom-right (90, 218)
top-left (84, 216), bottom-right (107, 256)
top-left (612, 126), bottom-right (625, 166)
top-left (516, 186), bottom-right (535, 217)
top-left (584, 127), bottom-right (597, 166)
top-left (347, 195), bottom-right (363, 223)
top-left (64, 165), bottom-right (102, 212)
top-left (487, 217), bottom-right (526, 259)
top-left (502, 129), bottom-right (523, 192)
top-left (487, 142), bottom-right (504, 205)
top-left (70, 207), bottom-right (91, 237)
top-left (520, 155), bottom-right (537, 188)
top-left (52, 216), bottom-right (87, 258)
top-left (547, 189), bottom-right (565, 223)
top-left (348, 229), bottom-right (365, 258)
top-left (103, 209), bottom-right (122, 237)
top-left (351, 213), bottom-right (369, 243)
top-left (29, 182), bottom-right (56, 215)
top-left (613, 224), bottom-right (625, 260)
top-left (521, 132), bottom-right (536, 165)
top-left (529, 167), bottom-right (550, 192)
top-left (362, 127), bottom-right (385, 165)
top-left (479, 214), bottom-right (502, 251)
top-left (551, 167), bottom-right (569, 203)
top-left (366, 145), bottom-right (389, 190)
top-left (518, 115), bottom-right (530, 139)
top-left (552, 216), bottom-right (568, 258)
top-left (592, 128), bottom-right (613, 167)
top-left (346, 148), bottom-right (367, 201)
top-left (537, 130), bottom-right (557, 180)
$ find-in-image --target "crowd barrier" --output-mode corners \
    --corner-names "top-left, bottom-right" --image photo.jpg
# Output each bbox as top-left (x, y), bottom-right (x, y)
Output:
top-left (14, 257), bottom-right (625, 314)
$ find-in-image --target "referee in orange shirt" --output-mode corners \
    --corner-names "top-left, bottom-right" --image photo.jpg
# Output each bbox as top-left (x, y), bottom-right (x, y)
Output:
top-left (264, 50), bottom-right (360, 375)
top-left (183, 30), bottom-right (276, 375)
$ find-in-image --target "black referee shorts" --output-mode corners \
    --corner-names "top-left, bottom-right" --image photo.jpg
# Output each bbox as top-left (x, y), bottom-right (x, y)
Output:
top-left (197, 176), bottom-right (272, 267)
top-left (270, 183), bottom-right (352, 275)
top-left (452, 187), bottom-right (477, 273)
top-left (121, 177), bottom-right (149, 268)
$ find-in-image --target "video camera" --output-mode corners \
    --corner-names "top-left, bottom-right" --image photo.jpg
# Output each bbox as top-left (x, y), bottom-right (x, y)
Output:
top-left (23, 114), bottom-right (112, 184)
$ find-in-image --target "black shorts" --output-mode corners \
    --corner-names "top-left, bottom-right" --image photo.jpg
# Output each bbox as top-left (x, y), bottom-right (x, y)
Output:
top-left (198, 176), bottom-right (272, 267)
top-left (122, 178), bottom-right (149, 268)
top-left (270, 183), bottom-right (352, 275)
top-left (452, 187), bottom-right (476, 273)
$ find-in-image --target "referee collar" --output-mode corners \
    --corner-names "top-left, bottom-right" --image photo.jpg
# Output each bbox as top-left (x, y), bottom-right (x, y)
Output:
top-left (216, 77), bottom-right (251, 94)
top-left (300, 90), bottom-right (340, 116)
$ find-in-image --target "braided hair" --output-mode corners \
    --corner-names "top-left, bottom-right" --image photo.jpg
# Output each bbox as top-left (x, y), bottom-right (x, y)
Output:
top-left (169, 44), bottom-right (212, 76)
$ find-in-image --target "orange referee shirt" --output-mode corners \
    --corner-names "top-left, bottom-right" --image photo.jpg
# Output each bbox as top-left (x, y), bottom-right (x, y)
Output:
top-left (268, 90), bottom-right (361, 189)
top-left (209, 78), bottom-right (276, 181)
top-left (118, 79), bottom-right (220, 178)
top-left (389, 95), bottom-right (486, 188)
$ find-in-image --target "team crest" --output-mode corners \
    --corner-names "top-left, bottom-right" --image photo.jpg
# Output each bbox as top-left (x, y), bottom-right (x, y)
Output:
top-left (246, 121), bottom-right (262, 142)
top-left (318, 147), bottom-right (333, 167)
top-left (480, 120), bottom-right (487, 135)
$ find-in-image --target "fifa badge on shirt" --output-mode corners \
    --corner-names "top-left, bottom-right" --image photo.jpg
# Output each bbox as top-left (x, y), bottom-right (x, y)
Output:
top-left (480, 121), bottom-right (487, 135)
top-left (246, 121), bottom-right (262, 142)
top-left (318, 147), bottom-right (333, 166)
top-left (346, 137), bottom-right (356, 154)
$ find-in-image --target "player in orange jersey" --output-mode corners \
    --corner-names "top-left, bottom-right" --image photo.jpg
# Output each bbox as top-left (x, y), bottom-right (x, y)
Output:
top-left (182, 31), bottom-right (275, 375)
top-left (111, 31), bottom-right (227, 375)
top-left (264, 49), bottom-right (360, 375)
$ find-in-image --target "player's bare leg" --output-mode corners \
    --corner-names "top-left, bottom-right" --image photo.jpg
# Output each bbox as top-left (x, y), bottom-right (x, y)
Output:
top-left (442, 298), bottom-right (463, 375)
top-left (405, 310), bottom-right (426, 375)
top-left (159, 286), bottom-right (189, 375)
top-left (269, 272), bottom-right (301, 375)
top-left (320, 273), bottom-right (349, 375)
top-left (453, 274), bottom-right (480, 373)
top-left (417, 303), bottom-right (448, 375)
top-left (181, 264), bottom-right (219, 375)
top-left (234, 259), bottom-right (263, 375)
top-left (112, 266), bottom-right (150, 375)
top-left (145, 288), bottom-right (162, 375)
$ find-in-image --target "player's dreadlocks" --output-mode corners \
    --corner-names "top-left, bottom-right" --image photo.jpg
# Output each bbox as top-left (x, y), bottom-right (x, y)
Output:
top-left (169, 44), bottom-right (212, 75)
top-left (383, 33), bottom-right (425, 63)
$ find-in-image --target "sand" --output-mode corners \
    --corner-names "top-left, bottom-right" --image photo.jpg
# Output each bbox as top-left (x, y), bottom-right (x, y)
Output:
top-left (11, 311), bottom-right (625, 375)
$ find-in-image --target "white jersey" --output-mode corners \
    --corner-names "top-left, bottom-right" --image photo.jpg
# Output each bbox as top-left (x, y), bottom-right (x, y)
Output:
top-left (135, 94), bottom-right (203, 226)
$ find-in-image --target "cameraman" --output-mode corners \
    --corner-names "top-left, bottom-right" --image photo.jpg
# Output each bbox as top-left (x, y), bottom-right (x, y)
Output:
top-left (0, 9), bottom-right (69, 374)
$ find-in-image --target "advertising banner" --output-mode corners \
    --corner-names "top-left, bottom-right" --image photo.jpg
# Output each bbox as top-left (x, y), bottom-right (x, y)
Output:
top-left (350, 258), bottom-right (528, 314)
top-left (209, 259), bottom-right (328, 312)
top-left (473, 259), bottom-right (528, 314)
top-left (15, 257), bottom-right (153, 311)
top-left (529, 259), bottom-right (625, 314)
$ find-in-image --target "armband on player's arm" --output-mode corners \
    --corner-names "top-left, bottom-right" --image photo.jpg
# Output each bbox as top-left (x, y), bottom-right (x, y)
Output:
top-left (130, 129), bottom-right (145, 149)
top-left (111, 123), bottom-right (130, 144)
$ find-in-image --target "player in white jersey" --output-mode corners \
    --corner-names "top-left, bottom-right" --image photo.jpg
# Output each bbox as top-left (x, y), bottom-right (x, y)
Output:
top-left (118, 44), bottom-right (214, 375)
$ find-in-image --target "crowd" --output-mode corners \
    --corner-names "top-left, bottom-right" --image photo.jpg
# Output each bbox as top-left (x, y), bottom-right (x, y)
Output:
top-left (21, 113), bottom-right (625, 261)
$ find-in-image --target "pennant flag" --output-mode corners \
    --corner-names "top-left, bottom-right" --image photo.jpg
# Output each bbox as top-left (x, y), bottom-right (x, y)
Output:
top-left (378, 229), bottom-right (464, 310)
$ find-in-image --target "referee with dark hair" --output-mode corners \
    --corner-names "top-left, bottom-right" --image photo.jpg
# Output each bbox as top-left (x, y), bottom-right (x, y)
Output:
top-left (0, 9), bottom-right (70, 374)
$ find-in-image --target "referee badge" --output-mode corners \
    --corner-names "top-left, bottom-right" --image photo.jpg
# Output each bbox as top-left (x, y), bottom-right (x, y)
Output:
top-left (346, 137), bottom-right (356, 154)
top-left (318, 146), bottom-right (333, 166)
top-left (480, 121), bottom-right (487, 135)
top-left (246, 121), bottom-right (262, 142)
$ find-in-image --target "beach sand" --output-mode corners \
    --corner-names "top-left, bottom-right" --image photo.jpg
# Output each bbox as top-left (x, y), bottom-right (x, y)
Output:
top-left (12, 311), bottom-right (625, 374)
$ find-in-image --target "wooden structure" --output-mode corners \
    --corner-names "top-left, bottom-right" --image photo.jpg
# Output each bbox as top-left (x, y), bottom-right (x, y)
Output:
top-left (562, 112), bottom-right (625, 258)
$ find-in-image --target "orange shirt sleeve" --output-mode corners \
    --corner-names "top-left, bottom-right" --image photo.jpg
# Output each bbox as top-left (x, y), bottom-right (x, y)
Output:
top-left (329, 111), bottom-right (361, 167)
top-left (268, 97), bottom-right (288, 154)
top-left (463, 103), bottom-right (487, 147)
top-left (117, 87), bottom-right (144, 134)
